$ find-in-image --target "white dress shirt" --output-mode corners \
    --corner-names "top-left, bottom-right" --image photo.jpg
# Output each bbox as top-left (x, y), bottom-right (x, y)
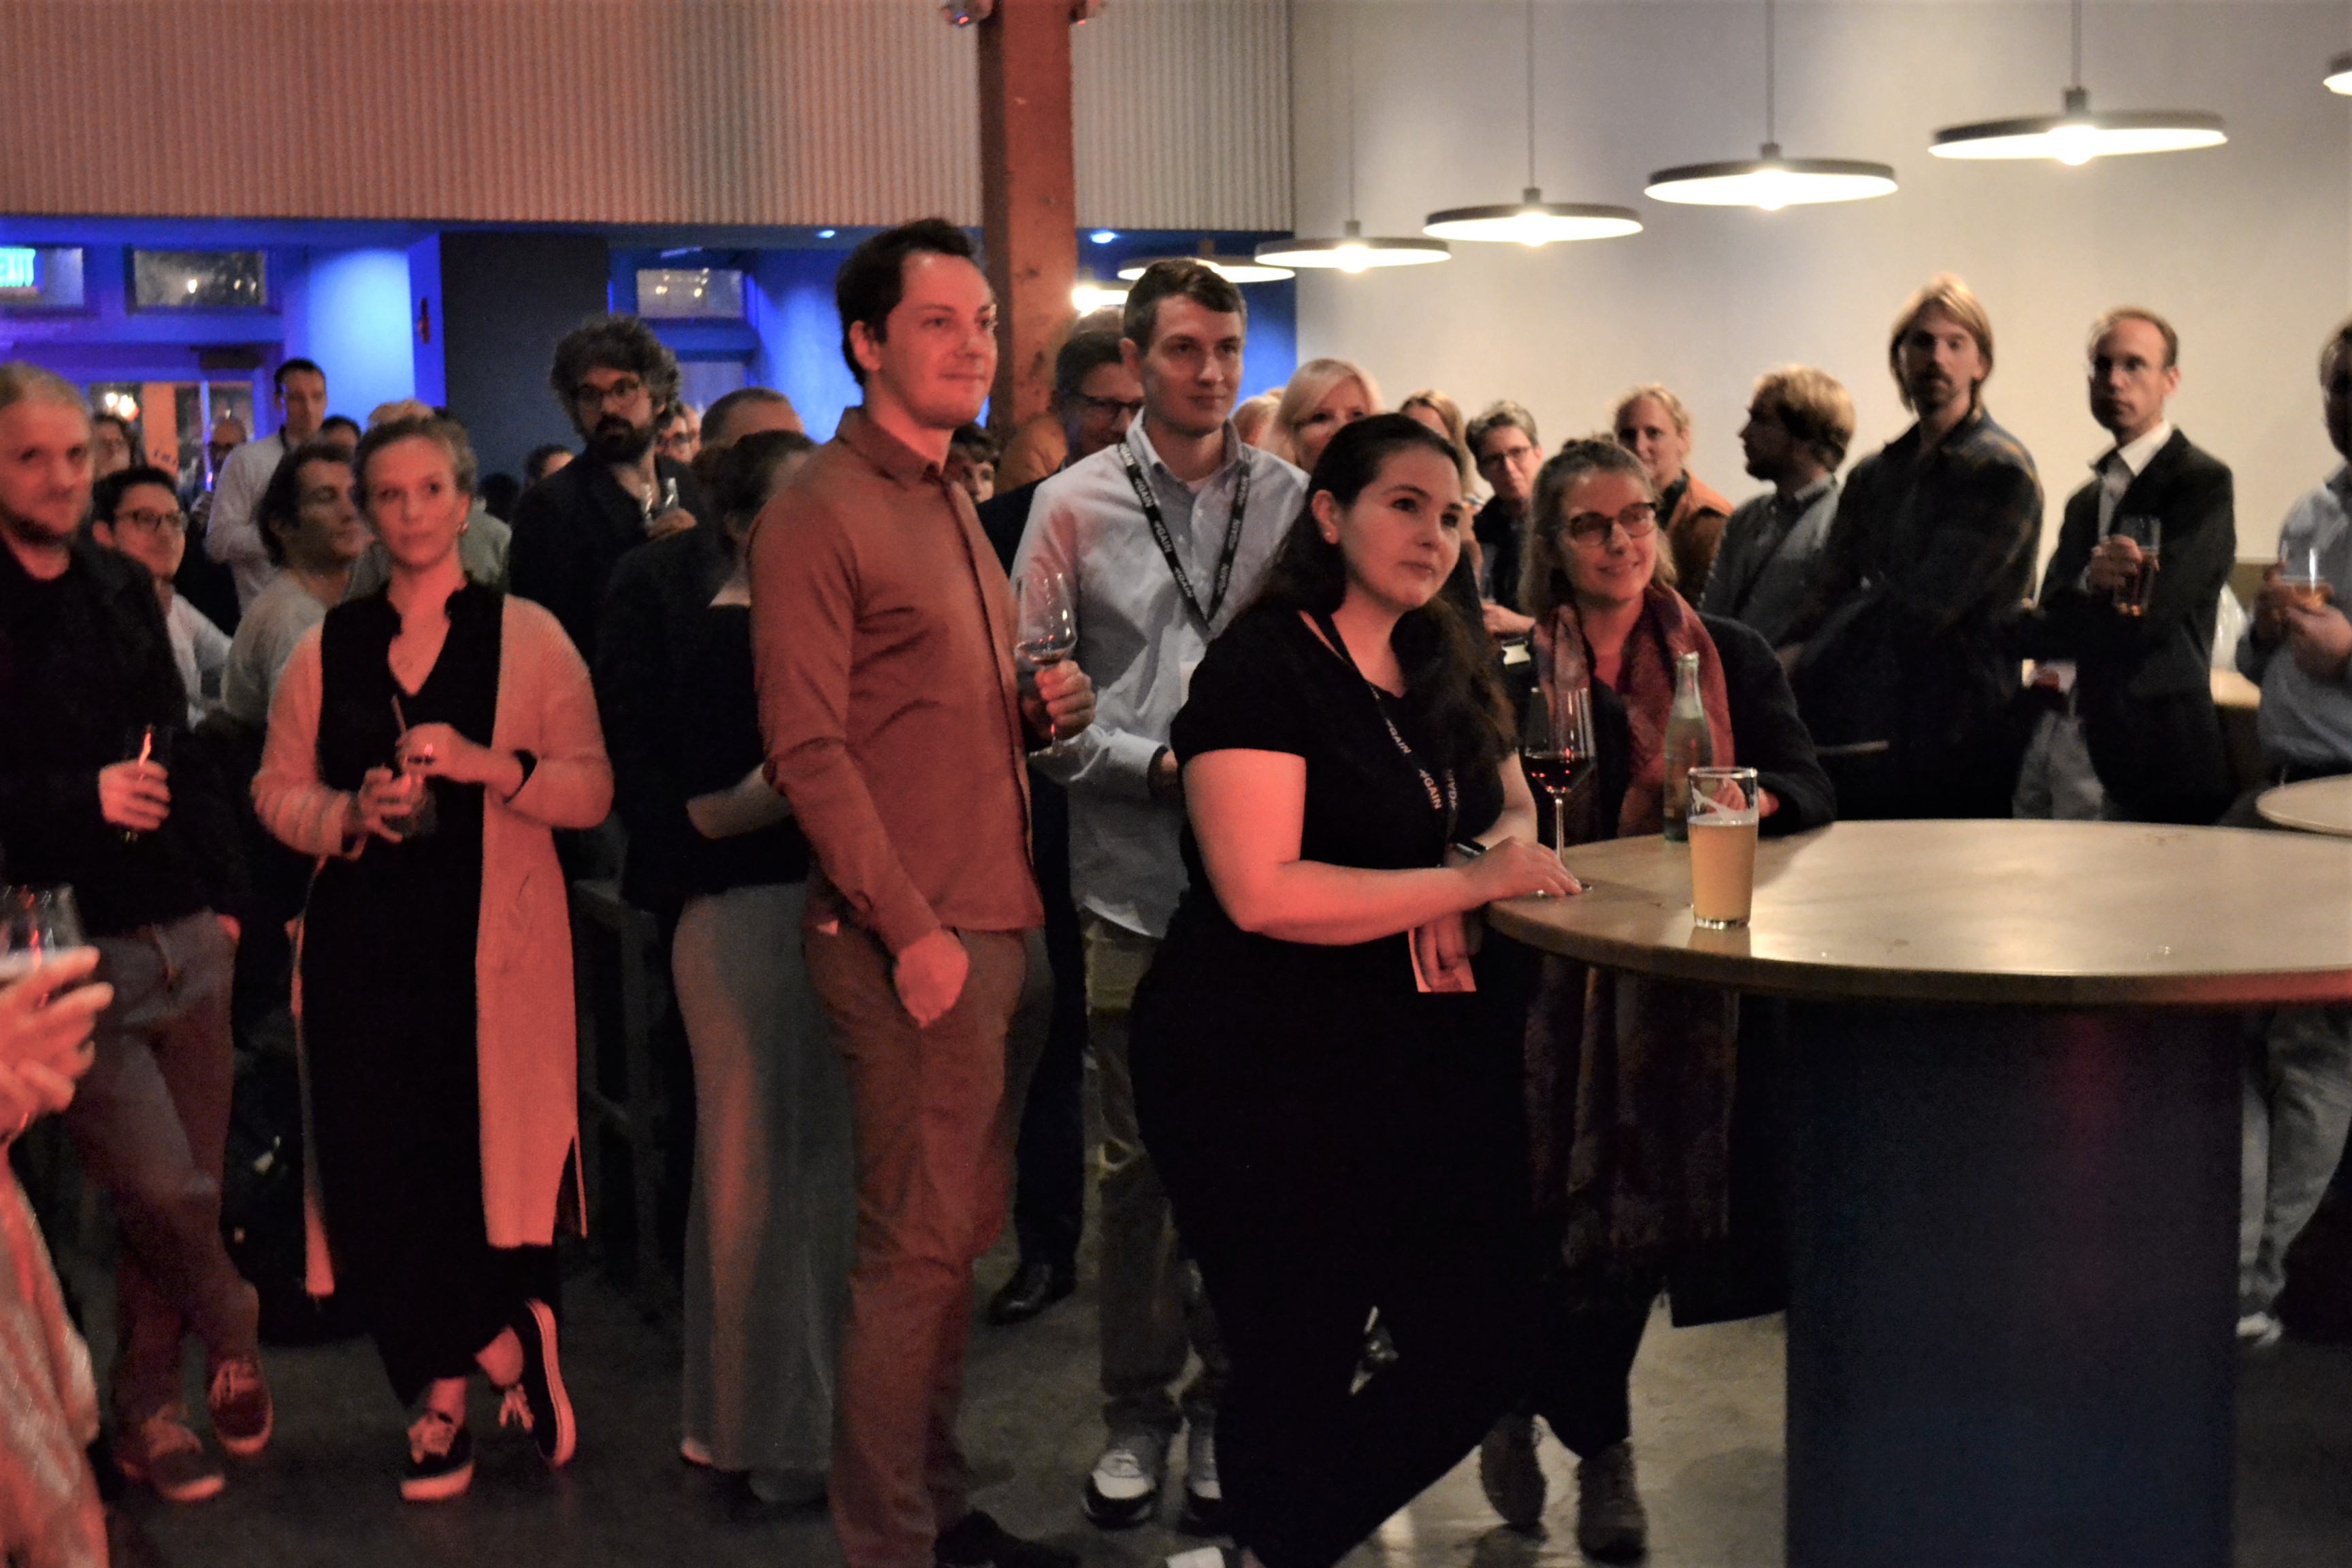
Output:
top-left (1015, 418), bottom-right (1306, 939)
top-left (206, 431), bottom-right (289, 609)
top-left (2240, 466), bottom-right (2352, 770)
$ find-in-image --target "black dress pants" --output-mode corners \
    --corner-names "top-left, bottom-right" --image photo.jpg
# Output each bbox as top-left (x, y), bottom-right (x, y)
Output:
top-left (1533, 1288), bottom-right (1656, 1460)
top-left (1010, 776), bottom-right (1087, 1272)
top-left (1136, 980), bottom-right (1537, 1568)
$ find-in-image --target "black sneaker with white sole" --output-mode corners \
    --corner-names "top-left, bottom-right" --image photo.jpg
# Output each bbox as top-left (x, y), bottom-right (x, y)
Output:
top-left (402, 1410), bottom-right (474, 1503)
top-left (1083, 1427), bottom-right (1170, 1529)
top-left (500, 1297), bottom-right (576, 1468)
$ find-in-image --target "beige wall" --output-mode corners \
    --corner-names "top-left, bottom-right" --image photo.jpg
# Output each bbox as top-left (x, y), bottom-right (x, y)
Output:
top-left (1290, 0), bottom-right (2351, 562)
top-left (0, 0), bottom-right (1287, 231)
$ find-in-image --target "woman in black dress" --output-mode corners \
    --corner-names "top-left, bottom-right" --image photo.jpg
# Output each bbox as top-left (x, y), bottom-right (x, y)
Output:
top-left (255, 414), bottom-right (612, 1501)
top-left (1130, 415), bottom-right (1575, 1568)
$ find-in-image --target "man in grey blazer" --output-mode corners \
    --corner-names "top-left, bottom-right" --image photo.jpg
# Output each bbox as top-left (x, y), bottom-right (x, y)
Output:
top-left (1702, 365), bottom-right (1855, 651)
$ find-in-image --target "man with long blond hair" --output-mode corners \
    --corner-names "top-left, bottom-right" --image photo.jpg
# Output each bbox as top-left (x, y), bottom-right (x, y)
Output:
top-left (1782, 274), bottom-right (2042, 819)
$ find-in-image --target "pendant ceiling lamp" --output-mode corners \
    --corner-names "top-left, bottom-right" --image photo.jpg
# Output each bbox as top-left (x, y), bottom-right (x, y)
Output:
top-left (1256, 0), bottom-right (1450, 271)
top-left (1117, 240), bottom-right (1295, 285)
top-left (1931, 0), bottom-right (2224, 163)
top-left (1645, 0), bottom-right (1896, 208)
top-left (1421, 0), bottom-right (1641, 244)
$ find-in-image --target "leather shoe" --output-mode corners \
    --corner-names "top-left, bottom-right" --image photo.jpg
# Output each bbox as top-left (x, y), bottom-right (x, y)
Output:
top-left (985, 1259), bottom-right (1075, 1326)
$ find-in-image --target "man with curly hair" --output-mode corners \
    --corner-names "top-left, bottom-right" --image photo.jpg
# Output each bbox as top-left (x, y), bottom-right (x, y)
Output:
top-left (508, 314), bottom-right (713, 662)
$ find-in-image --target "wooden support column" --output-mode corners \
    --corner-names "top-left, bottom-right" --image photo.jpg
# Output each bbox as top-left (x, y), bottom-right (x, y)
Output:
top-left (977, 0), bottom-right (1078, 435)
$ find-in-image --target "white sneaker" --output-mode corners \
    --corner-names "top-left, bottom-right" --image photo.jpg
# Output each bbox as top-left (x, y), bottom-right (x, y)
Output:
top-left (1083, 1428), bottom-right (1171, 1529)
top-left (2238, 1309), bottom-right (2285, 1352)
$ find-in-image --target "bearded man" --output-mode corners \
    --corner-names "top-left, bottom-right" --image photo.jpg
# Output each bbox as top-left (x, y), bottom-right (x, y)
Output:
top-left (508, 314), bottom-right (714, 662)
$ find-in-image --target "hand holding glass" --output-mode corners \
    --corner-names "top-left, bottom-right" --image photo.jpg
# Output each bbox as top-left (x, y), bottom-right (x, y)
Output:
top-left (1686, 767), bottom-right (1761, 929)
top-left (1016, 566), bottom-right (1080, 755)
top-left (2277, 541), bottom-right (2332, 612)
top-left (2110, 515), bottom-right (2161, 617)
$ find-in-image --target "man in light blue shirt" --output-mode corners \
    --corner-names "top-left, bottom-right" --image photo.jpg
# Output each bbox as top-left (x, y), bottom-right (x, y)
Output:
top-left (2230, 314), bottom-right (2352, 1352)
top-left (1014, 259), bottom-right (1305, 1535)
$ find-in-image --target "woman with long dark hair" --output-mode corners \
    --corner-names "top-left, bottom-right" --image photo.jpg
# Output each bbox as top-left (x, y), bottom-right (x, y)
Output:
top-left (255, 414), bottom-right (612, 1502)
top-left (1130, 414), bottom-right (1574, 1568)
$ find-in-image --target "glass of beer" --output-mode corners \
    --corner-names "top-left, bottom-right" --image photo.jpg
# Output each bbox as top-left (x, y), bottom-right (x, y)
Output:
top-left (2112, 515), bottom-right (2161, 617)
top-left (2278, 542), bottom-right (2332, 612)
top-left (1686, 766), bottom-right (1761, 929)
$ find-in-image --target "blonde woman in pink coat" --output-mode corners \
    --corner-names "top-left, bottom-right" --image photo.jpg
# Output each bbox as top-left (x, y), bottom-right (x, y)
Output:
top-left (255, 414), bottom-right (611, 1503)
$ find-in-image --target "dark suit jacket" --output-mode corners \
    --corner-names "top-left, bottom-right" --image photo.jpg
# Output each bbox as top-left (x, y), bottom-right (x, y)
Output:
top-left (2016, 428), bottom-right (2234, 822)
top-left (508, 453), bottom-right (713, 664)
top-left (975, 477), bottom-right (1045, 573)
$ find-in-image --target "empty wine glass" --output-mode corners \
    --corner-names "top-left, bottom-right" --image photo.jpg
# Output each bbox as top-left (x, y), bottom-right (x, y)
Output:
top-left (1016, 564), bottom-right (1080, 755)
top-left (1519, 685), bottom-right (1596, 858)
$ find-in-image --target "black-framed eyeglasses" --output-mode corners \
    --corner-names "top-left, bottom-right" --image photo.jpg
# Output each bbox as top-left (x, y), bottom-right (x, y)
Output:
top-left (1075, 394), bottom-right (1144, 420)
top-left (574, 376), bottom-right (646, 410)
top-left (1556, 502), bottom-right (1659, 544)
top-left (114, 508), bottom-right (186, 534)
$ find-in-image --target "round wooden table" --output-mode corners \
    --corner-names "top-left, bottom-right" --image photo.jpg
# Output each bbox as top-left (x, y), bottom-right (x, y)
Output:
top-left (1490, 819), bottom-right (2352, 1568)
top-left (2256, 774), bottom-right (2352, 836)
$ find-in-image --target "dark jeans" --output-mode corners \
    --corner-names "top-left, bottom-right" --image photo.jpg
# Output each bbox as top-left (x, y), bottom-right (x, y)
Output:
top-left (1137, 983), bottom-right (1536, 1568)
top-left (1532, 1290), bottom-right (1656, 1460)
top-left (1010, 776), bottom-right (1085, 1272)
top-left (69, 913), bottom-right (260, 1422)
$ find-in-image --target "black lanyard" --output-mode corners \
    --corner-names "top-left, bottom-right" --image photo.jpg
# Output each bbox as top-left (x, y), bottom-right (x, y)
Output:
top-left (1311, 611), bottom-right (1457, 843)
top-left (1118, 436), bottom-right (1252, 629)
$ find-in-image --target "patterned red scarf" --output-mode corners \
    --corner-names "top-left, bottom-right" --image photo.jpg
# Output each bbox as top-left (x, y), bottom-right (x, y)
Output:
top-left (1532, 583), bottom-right (1736, 835)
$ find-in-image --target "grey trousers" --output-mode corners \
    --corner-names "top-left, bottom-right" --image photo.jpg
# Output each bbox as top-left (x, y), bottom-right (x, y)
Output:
top-left (67, 913), bottom-right (259, 1422)
top-left (1088, 917), bottom-right (1226, 1436)
top-left (674, 883), bottom-right (855, 1477)
top-left (2241, 1005), bottom-right (2352, 1316)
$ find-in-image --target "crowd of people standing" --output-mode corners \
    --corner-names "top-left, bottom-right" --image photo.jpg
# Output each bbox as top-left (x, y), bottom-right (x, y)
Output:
top-left (4, 211), bottom-right (2352, 1568)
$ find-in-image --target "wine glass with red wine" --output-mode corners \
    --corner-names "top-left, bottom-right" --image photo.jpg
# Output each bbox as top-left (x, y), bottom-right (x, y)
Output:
top-left (1520, 685), bottom-right (1596, 856)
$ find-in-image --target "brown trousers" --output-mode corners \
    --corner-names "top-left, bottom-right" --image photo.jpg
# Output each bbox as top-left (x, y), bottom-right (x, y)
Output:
top-left (805, 923), bottom-right (1032, 1568)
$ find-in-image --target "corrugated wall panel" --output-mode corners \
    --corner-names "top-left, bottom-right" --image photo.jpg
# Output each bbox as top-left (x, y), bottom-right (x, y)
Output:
top-left (1072, 0), bottom-right (1291, 231)
top-left (0, 0), bottom-right (1282, 231)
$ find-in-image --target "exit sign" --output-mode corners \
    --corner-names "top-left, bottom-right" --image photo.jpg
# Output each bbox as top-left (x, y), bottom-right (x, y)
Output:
top-left (0, 249), bottom-right (33, 291)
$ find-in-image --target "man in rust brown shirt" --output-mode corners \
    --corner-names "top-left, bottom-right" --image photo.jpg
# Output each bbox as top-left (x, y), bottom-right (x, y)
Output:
top-left (749, 218), bottom-right (1092, 1568)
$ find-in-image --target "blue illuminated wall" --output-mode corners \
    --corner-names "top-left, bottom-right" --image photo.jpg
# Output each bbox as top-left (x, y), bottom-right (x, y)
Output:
top-left (286, 248), bottom-right (417, 419)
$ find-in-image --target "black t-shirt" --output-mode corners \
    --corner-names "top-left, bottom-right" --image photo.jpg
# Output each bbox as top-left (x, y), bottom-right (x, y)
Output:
top-left (1161, 601), bottom-right (1502, 992)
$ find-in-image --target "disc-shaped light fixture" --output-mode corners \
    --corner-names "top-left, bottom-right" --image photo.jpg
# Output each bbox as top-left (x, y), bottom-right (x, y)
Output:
top-left (1117, 240), bottom-right (1295, 284)
top-left (1424, 189), bottom-right (1642, 244)
top-left (1264, 0), bottom-right (1450, 274)
top-left (2324, 50), bottom-right (2352, 95)
top-left (1419, 0), bottom-right (1639, 244)
top-left (1648, 145), bottom-right (1898, 210)
top-left (1931, 1), bottom-right (2223, 163)
top-left (1256, 220), bottom-right (1449, 272)
top-left (1644, 0), bottom-right (1895, 209)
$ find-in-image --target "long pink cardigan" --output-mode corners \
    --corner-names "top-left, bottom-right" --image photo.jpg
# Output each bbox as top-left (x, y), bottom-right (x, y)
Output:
top-left (252, 595), bottom-right (613, 1292)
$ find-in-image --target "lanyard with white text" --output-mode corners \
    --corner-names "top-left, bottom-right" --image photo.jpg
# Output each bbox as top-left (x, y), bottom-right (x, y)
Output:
top-left (1118, 438), bottom-right (1252, 630)
top-left (1311, 610), bottom-right (1458, 843)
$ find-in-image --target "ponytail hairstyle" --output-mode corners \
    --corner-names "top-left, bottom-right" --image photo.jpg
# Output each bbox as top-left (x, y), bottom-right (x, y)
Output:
top-left (1251, 413), bottom-right (1512, 778)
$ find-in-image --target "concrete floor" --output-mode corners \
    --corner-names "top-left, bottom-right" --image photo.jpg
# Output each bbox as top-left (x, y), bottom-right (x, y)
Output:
top-left (82, 1226), bottom-right (2352, 1568)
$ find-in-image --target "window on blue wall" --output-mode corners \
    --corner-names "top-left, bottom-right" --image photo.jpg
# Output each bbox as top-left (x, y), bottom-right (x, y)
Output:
top-left (0, 247), bottom-right (87, 310)
top-left (636, 267), bottom-right (745, 320)
top-left (131, 249), bottom-right (268, 310)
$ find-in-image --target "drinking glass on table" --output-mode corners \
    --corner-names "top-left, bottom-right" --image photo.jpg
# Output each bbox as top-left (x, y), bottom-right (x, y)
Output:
top-left (1686, 767), bottom-right (1761, 929)
top-left (1520, 684), bottom-right (1596, 859)
top-left (1015, 564), bottom-right (1080, 756)
top-left (2110, 514), bottom-right (2161, 617)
